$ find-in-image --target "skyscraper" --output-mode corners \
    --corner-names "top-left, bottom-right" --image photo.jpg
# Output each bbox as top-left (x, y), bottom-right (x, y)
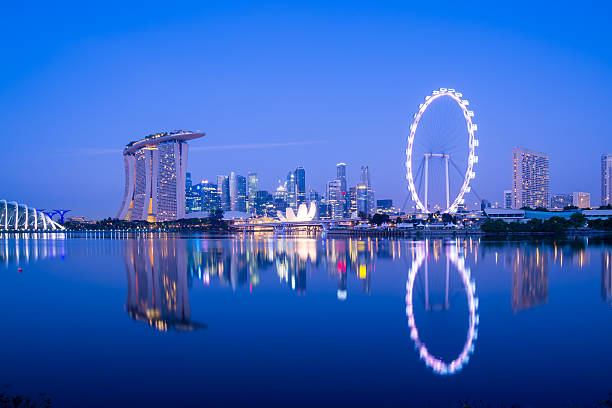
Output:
top-left (511, 147), bottom-right (549, 209)
top-left (327, 179), bottom-right (344, 219)
top-left (286, 170), bottom-right (297, 210)
top-left (217, 175), bottom-right (230, 211)
top-left (602, 154), bottom-right (612, 206)
top-left (247, 172), bottom-right (259, 214)
top-left (295, 166), bottom-right (306, 206)
top-left (360, 165), bottom-right (376, 215)
top-left (230, 172), bottom-right (247, 212)
top-left (117, 130), bottom-right (204, 221)
top-left (336, 163), bottom-right (348, 216)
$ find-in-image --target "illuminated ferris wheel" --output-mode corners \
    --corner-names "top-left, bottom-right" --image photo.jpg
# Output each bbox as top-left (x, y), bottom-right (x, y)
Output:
top-left (405, 88), bottom-right (478, 213)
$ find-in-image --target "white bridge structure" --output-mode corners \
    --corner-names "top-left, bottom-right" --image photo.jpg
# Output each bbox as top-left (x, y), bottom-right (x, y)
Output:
top-left (0, 200), bottom-right (64, 231)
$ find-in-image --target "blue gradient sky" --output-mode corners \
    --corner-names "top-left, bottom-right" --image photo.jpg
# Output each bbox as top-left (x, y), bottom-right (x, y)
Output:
top-left (1, 1), bottom-right (611, 218)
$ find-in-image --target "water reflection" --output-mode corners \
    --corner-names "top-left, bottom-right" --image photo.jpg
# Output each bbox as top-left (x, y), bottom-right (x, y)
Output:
top-left (603, 249), bottom-right (612, 306)
top-left (511, 246), bottom-right (549, 312)
top-left (125, 239), bottom-right (207, 332)
top-left (0, 233), bottom-right (66, 265)
top-left (406, 240), bottom-right (478, 375)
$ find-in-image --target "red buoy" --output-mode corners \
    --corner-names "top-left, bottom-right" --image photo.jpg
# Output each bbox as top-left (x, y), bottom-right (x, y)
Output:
top-left (17, 267), bottom-right (22, 273)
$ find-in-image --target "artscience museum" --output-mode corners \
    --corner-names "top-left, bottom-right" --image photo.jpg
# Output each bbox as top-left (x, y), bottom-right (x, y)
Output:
top-left (0, 200), bottom-right (64, 231)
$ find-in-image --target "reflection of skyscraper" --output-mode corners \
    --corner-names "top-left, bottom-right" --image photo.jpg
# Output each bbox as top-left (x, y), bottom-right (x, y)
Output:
top-left (602, 250), bottom-right (612, 305)
top-left (511, 247), bottom-right (549, 312)
top-left (124, 239), bottom-right (206, 331)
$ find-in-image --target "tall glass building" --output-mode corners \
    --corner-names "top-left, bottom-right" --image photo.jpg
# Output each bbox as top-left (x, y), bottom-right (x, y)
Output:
top-left (230, 172), bottom-right (247, 212)
top-left (117, 130), bottom-right (204, 221)
top-left (295, 166), bottom-right (306, 206)
top-left (602, 154), bottom-right (612, 206)
top-left (511, 147), bottom-right (549, 209)
top-left (247, 172), bottom-right (259, 214)
top-left (217, 175), bottom-right (230, 211)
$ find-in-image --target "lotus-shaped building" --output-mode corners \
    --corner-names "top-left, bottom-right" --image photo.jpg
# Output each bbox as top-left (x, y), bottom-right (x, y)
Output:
top-left (0, 200), bottom-right (64, 230)
top-left (278, 202), bottom-right (317, 222)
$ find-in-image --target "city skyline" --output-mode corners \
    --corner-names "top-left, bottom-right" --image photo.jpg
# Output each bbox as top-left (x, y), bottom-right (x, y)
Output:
top-left (2, 3), bottom-right (612, 218)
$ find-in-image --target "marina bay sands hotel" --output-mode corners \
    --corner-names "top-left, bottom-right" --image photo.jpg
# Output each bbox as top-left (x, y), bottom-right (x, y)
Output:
top-left (117, 130), bottom-right (205, 222)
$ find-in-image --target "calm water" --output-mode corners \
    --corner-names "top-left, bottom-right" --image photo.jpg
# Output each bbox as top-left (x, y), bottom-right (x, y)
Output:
top-left (1, 233), bottom-right (612, 407)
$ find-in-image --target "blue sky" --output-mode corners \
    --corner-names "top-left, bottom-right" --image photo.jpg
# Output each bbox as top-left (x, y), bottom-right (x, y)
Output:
top-left (1, 1), bottom-right (611, 218)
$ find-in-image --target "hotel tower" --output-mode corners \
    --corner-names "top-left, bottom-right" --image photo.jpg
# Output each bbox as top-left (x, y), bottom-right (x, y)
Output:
top-left (511, 147), bottom-right (549, 209)
top-left (117, 130), bottom-right (205, 222)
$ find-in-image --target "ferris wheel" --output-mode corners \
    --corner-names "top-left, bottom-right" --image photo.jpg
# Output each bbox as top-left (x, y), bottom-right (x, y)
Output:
top-left (405, 88), bottom-right (478, 214)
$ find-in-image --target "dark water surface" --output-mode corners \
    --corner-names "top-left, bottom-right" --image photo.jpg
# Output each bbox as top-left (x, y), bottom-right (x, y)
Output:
top-left (1, 233), bottom-right (611, 407)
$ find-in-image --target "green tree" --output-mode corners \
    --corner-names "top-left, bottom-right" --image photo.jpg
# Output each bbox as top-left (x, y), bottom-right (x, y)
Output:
top-left (569, 212), bottom-right (587, 228)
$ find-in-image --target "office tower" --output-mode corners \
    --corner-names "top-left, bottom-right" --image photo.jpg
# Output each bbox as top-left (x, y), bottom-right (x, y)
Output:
top-left (572, 192), bottom-right (591, 209)
top-left (185, 172), bottom-right (201, 214)
top-left (254, 190), bottom-right (274, 216)
top-left (286, 170), bottom-right (297, 210)
top-left (504, 190), bottom-right (512, 209)
top-left (199, 180), bottom-right (220, 212)
top-left (602, 154), bottom-right (612, 206)
top-left (360, 165), bottom-right (376, 215)
top-left (349, 187), bottom-right (357, 215)
top-left (295, 166), bottom-right (306, 205)
top-left (480, 199), bottom-right (492, 211)
top-left (327, 179), bottom-right (344, 219)
top-left (274, 181), bottom-right (288, 214)
top-left (217, 175), bottom-right (230, 211)
top-left (117, 130), bottom-right (204, 221)
top-left (336, 163), bottom-right (349, 216)
top-left (511, 147), bottom-right (549, 209)
top-left (550, 193), bottom-right (573, 210)
top-left (247, 172), bottom-right (259, 214)
top-left (230, 172), bottom-right (247, 212)
top-left (336, 163), bottom-right (347, 193)
top-left (356, 183), bottom-right (369, 216)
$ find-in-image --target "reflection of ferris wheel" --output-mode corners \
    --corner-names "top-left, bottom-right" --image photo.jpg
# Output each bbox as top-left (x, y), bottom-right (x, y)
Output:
top-left (405, 88), bottom-right (479, 213)
top-left (405, 241), bottom-right (479, 375)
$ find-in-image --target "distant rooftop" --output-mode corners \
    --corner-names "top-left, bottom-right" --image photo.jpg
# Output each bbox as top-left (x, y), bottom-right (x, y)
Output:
top-left (124, 130), bottom-right (205, 155)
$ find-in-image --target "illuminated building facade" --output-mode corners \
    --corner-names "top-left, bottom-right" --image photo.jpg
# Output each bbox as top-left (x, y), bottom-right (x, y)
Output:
top-left (550, 193), bottom-right (573, 210)
top-left (117, 130), bottom-right (204, 222)
top-left (230, 172), bottom-right (247, 212)
top-left (326, 179), bottom-right (344, 219)
top-left (504, 190), bottom-right (512, 209)
top-left (601, 153), bottom-right (612, 206)
top-left (511, 147), bottom-right (549, 209)
top-left (572, 191), bottom-right (591, 209)
top-left (217, 175), bottom-right (230, 211)
top-left (247, 172), bottom-right (259, 214)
